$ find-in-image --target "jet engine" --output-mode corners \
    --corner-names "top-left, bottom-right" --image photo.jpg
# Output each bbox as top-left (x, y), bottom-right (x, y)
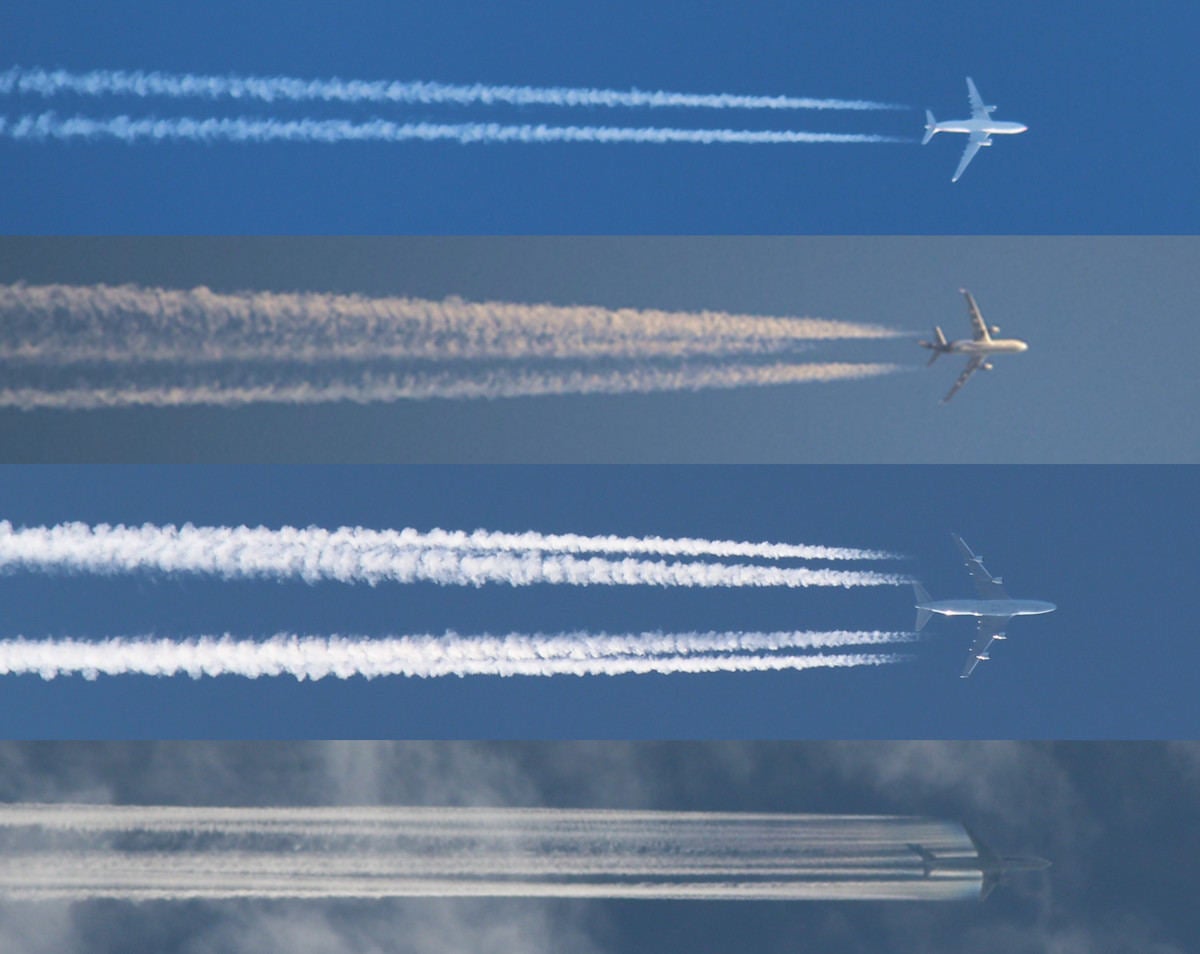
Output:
top-left (990, 325), bottom-right (1001, 334)
top-left (982, 362), bottom-right (994, 371)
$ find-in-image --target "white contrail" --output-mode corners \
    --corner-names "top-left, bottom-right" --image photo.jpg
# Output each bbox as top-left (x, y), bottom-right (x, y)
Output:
top-left (0, 113), bottom-right (911, 146)
top-left (0, 805), bottom-right (980, 901)
top-left (0, 66), bottom-right (904, 111)
top-left (0, 282), bottom-right (905, 366)
top-left (0, 361), bottom-right (904, 409)
top-left (308, 527), bottom-right (900, 561)
top-left (0, 521), bottom-right (908, 588)
top-left (0, 631), bottom-right (917, 680)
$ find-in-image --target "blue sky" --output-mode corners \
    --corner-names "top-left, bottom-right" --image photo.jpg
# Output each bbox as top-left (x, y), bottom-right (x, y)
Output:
top-left (2, 237), bottom-right (1196, 463)
top-left (0, 466), bottom-right (1195, 739)
top-left (2, 0), bottom-right (1197, 233)
top-left (0, 741), bottom-right (1197, 954)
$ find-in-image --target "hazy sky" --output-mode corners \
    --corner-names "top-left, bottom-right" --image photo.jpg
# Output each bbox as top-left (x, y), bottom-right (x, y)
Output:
top-left (1, 465), bottom-right (1196, 740)
top-left (0, 741), bottom-right (1197, 954)
top-left (2, 236), bottom-right (1196, 463)
top-left (2, 1), bottom-right (1197, 233)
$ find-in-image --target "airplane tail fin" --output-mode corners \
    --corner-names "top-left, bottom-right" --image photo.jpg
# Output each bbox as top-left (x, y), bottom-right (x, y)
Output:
top-left (921, 110), bottom-right (938, 145)
top-left (908, 843), bottom-right (936, 876)
top-left (920, 326), bottom-right (948, 364)
top-left (913, 581), bottom-right (933, 632)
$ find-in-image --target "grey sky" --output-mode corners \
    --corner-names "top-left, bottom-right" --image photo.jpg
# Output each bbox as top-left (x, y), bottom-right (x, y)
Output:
top-left (1, 237), bottom-right (1194, 462)
top-left (0, 742), bottom-right (1196, 954)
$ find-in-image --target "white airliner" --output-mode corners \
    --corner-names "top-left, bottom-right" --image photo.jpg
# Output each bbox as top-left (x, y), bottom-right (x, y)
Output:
top-left (920, 289), bottom-right (1028, 404)
top-left (922, 77), bottom-right (1027, 182)
top-left (913, 533), bottom-right (1056, 678)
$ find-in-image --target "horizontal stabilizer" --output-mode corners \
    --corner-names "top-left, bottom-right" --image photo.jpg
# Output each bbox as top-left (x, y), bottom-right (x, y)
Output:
top-left (908, 843), bottom-right (936, 876)
top-left (921, 110), bottom-right (938, 145)
top-left (913, 581), bottom-right (933, 631)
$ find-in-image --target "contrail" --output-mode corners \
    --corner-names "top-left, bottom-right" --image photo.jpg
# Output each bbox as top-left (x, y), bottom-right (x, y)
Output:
top-left (0, 281), bottom-right (905, 408)
top-left (0, 521), bottom-right (909, 588)
top-left (0, 631), bottom-right (917, 680)
top-left (0, 805), bottom-right (980, 901)
top-left (0, 361), bottom-right (903, 410)
top-left (0, 66), bottom-right (904, 112)
top-left (0, 282), bottom-right (905, 366)
top-left (292, 527), bottom-right (900, 561)
top-left (0, 113), bottom-right (911, 146)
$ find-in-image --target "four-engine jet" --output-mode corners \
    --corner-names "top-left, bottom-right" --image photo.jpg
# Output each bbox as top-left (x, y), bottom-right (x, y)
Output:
top-left (922, 77), bottom-right (1027, 182)
top-left (909, 825), bottom-right (1051, 899)
top-left (920, 289), bottom-right (1029, 403)
top-left (913, 532), bottom-right (1055, 678)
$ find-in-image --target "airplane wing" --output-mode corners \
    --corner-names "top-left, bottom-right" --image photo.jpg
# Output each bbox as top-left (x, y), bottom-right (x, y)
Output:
top-left (961, 617), bottom-right (1008, 678)
top-left (951, 533), bottom-right (1010, 599)
top-left (961, 289), bottom-right (990, 340)
top-left (966, 77), bottom-right (992, 119)
top-left (941, 355), bottom-right (985, 403)
top-left (951, 132), bottom-right (989, 182)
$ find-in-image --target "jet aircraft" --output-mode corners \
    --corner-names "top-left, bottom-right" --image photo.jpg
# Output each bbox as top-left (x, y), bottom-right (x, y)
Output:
top-left (913, 532), bottom-right (1055, 678)
top-left (909, 825), bottom-right (1050, 899)
top-left (922, 77), bottom-right (1027, 181)
top-left (920, 289), bottom-right (1028, 403)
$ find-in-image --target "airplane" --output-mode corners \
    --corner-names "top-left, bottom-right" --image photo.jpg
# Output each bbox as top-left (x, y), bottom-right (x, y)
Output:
top-left (913, 532), bottom-right (1055, 678)
top-left (920, 289), bottom-right (1028, 403)
top-left (922, 77), bottom-right (1027, 182)
top-left (909, 824), bottom-right (1050, 900)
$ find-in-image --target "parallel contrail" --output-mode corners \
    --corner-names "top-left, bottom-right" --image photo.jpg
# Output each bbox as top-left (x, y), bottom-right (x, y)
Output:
top-left (0, 805), bottom-right (980, 901)
top-left (0, 282), bottom-right (905, 365)
top-left (0, 66), bottom-right (903, 112)
top-left (0, 521), bottom-right (909, 588)
top-left (0, 281), bottom-right (904, 408)
top-left (0, 361), bottom-right (903, 409)
top-left (0, 113), bottom-right (910, 146)
top-left (0, 631), bottom-right (917, 680)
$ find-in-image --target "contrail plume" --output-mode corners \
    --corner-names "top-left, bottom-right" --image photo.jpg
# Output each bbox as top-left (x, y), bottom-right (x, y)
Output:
top-left (0, 281), bottom-right (907, 366)
top-left (332, 527), bottom-right (900, 561)
top-left (0, 521), bottom-right (909, 588)
top-left (0, 631), bottom-right (917, 680)
top-left (0, 113), bottom-right (911, 146)
top-left (0, 66), bottom-right (904, 112)
top-left (0, 361), bottom-right (904, 410)
top-left (0, 805), bottom-right (980, 901)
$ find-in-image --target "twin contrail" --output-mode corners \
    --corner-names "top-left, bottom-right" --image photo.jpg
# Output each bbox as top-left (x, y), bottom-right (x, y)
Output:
top-left (0, 113), bottom-right (907, 147)
top-left (0, 805), bottom-right (980, 901)
top-left (0, 66), bottom-right (907, 149)
top-left (0, 282), bottom-right (903, 408)
top-left (1, 67), bottom-right (902, 112)
top-left (0, 521), bottom-right (909, 589)
top-left (0, 630), bottom-right (916, 680)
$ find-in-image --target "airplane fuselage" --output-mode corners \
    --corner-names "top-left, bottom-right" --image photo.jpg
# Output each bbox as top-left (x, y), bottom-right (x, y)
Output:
top-left (917, 598), bottom-right (1057, 619)
top-left (931, 119), bottom-right (1028, 137)
top-left (942, 337), bottom-right (1028, 356)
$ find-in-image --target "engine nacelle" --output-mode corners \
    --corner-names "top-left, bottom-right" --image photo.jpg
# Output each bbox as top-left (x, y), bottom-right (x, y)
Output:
top-left (990, 325), bottom-right (1000, 334)
top-left (982, 362), bottom-right (994, 371)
